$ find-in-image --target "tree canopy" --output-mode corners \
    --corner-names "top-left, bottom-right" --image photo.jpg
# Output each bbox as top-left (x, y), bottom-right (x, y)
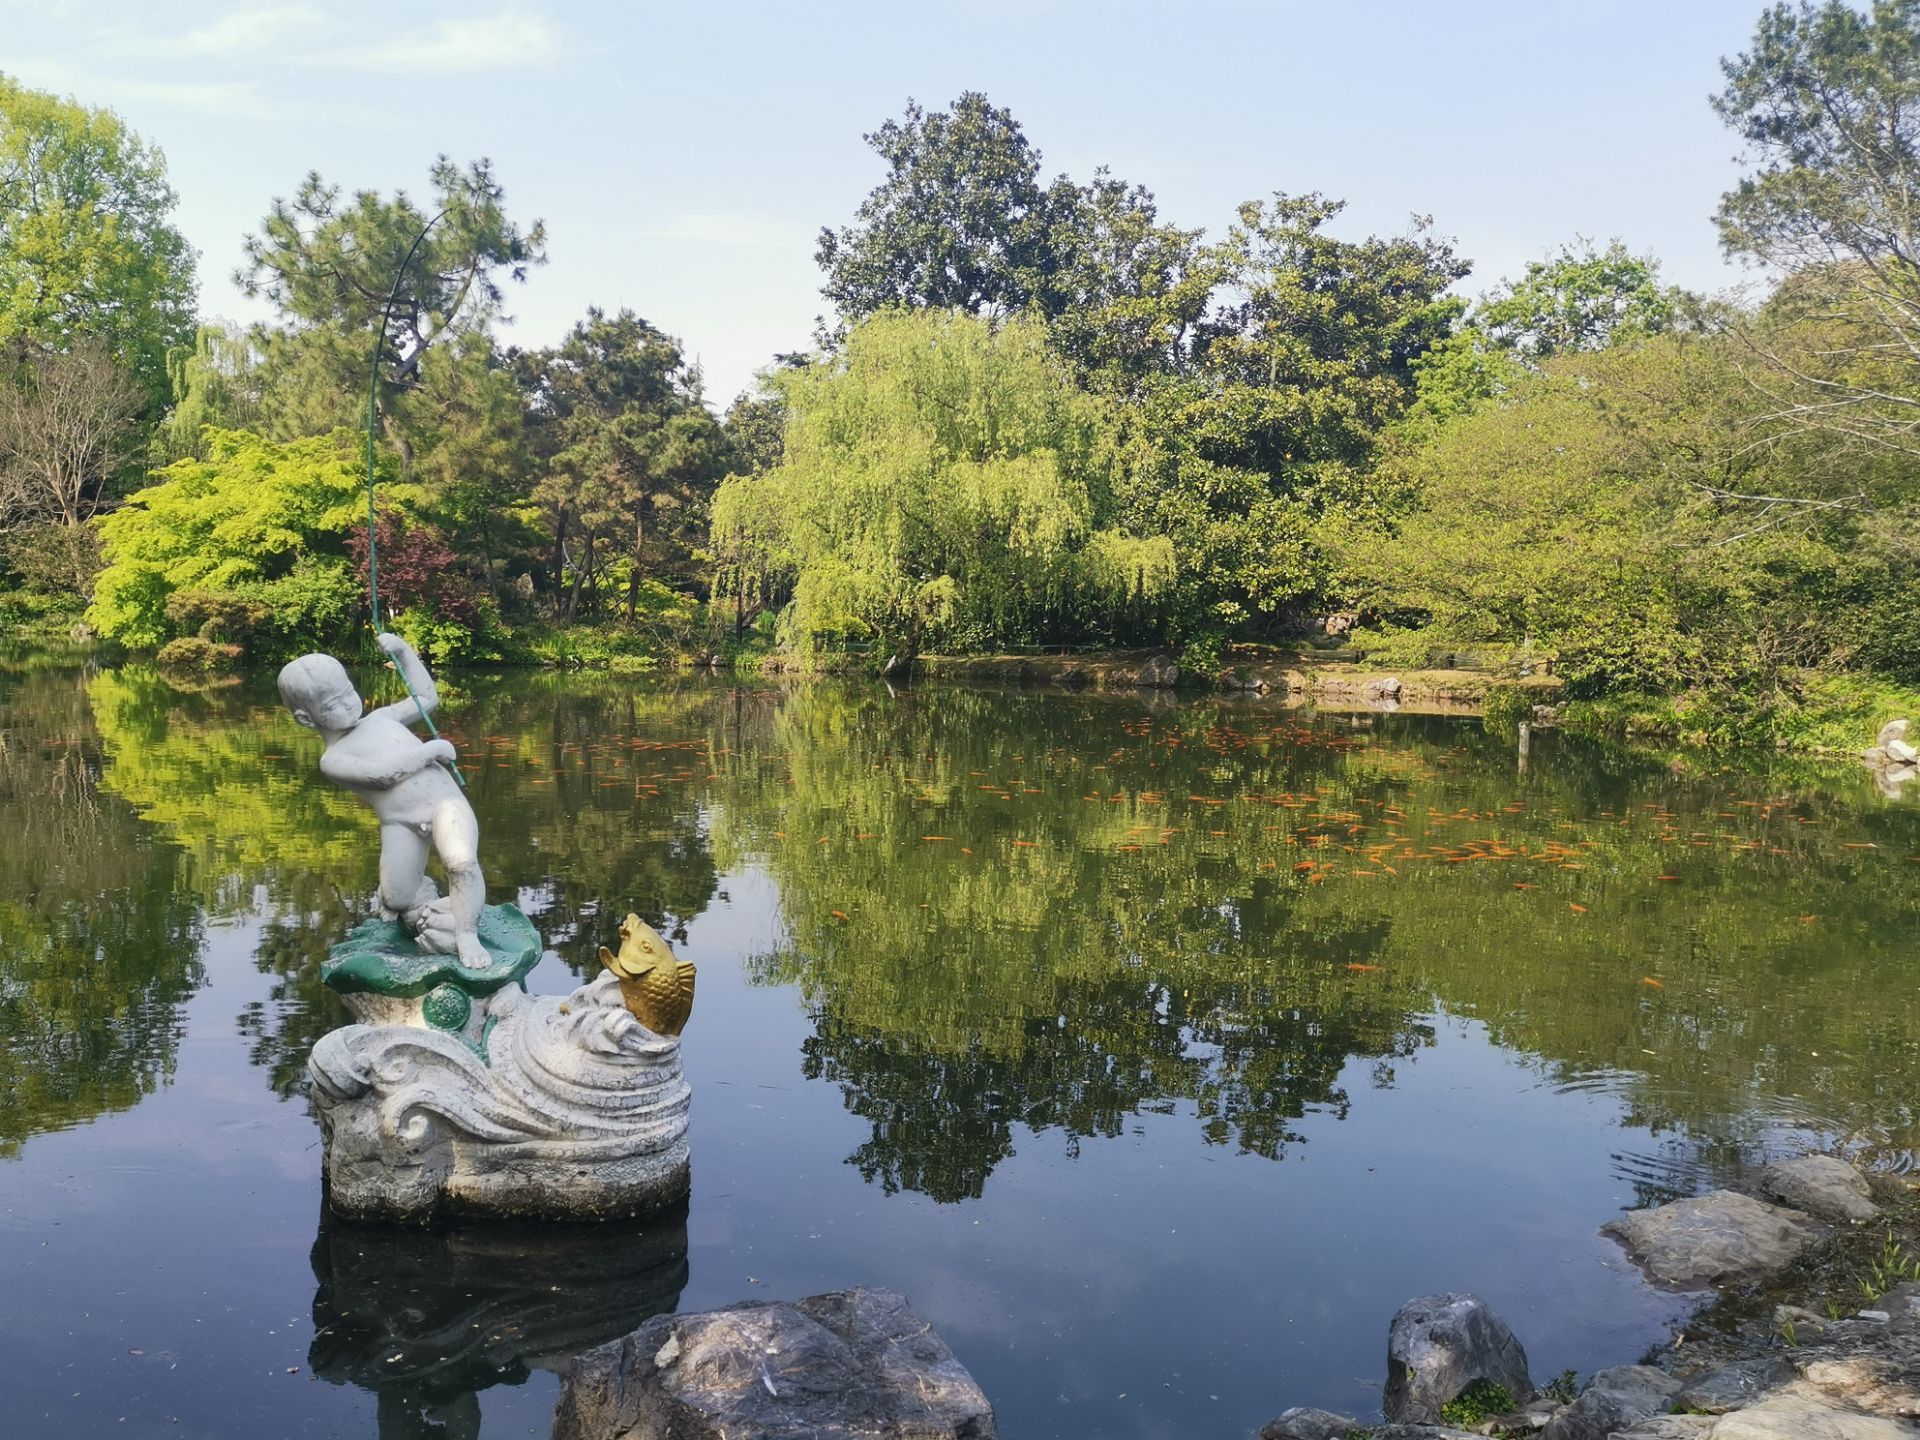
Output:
top-left (0, 73), bottom-right (196, 407)
top-left (89, 428), bottom-right (377, 651)
top-left (1714, 0), bottom-right (1920, 461)
top-left (237, 156), bottom-right (546, 464)
top-left (711, 310), bottom-right (1173, 663)
top-left (520, 308), bottom-right (727, 616)
top-left (816, 93), bottom-right (1063, 329)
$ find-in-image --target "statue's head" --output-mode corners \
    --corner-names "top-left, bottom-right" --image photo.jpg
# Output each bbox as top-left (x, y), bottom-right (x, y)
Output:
top-left (279, 653), bottom-right (362, 731)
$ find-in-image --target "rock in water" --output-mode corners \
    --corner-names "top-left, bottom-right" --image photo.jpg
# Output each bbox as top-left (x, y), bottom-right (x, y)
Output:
top-left (1543, 1365), bottom-right (1684, 1440)
top-left (552, 1287), bottom-right (995, 1440)
top-left (1260, 1408), bottom-right (1359, 1440)
top-left (1600, 1190), bottom-right (1826, 1289)
top-left (1876, 718), bottom-right (1909, 748)
top-left (1382, 1292), bottom-right (1534, 1424)
top-left (1756, 1155), bottom-right (1879, 1224)
top-left (1136, 653), bottom-right (1179, 688)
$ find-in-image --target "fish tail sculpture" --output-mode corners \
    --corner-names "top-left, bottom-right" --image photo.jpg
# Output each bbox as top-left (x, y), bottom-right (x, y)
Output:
top-left (599, 913), bottom-right (696, 1037)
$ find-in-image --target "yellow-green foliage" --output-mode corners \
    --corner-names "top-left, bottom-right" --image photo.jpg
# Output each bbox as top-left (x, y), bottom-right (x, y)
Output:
top-left (89, 428), bottom-right (397, 652)
top-left (710, 311), bottom-right (1172, 664)
top-left (1347, 334), bottom-right (1920, 699)
top-left (0, 74), bottom-right (196, 405)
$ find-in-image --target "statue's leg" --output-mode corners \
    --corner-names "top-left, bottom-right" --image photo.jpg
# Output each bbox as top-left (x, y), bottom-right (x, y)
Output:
top-left (377, 823), bottom-right (432, 917)
top-left (432, 798), bottom-right (488, 967)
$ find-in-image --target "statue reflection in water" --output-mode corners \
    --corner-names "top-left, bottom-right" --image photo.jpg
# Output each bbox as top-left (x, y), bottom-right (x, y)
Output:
top-left (308, 1201), bottom-right (689, 1440)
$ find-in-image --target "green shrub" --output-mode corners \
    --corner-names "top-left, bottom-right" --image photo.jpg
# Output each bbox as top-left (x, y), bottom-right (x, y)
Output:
top-left (1439, 1378), bottom-right (1514, 1425)
top-left (155, 635), bottom-right (241, 673)
top-left (1482, 683), bottom-right (1533, 737)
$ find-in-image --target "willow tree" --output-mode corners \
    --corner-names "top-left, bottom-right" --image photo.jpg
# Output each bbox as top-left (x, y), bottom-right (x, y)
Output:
top-left (710, 310), bottom-right (1172, 666)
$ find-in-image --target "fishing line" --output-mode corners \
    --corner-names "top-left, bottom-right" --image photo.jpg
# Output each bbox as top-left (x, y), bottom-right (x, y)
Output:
top-left (364, 206), bottom-right (466, 788)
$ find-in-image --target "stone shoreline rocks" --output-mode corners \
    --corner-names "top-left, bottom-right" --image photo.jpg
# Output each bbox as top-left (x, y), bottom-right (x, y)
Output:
top-left (543, 1154), bottom-right (1910, 1440)
top-left (1863, 718), bottom-right (1917, 798)
top-left (1260, 1154), bottom-right (1915, 1440)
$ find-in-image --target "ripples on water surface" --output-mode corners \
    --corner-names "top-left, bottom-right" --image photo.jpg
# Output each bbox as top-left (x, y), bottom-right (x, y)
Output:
top-left (1, 667), bottom-right (1917, 1438)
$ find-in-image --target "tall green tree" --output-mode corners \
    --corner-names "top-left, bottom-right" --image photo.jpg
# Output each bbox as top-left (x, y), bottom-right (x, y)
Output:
top-left (521, 309), bottom-right (727, 616)
top-left (1715, 0), bottom-right (1920, 459)
top-left (409, 331), bottom-right (533, 595)
top-left (0, 74), bottom-right (196, 408)
top-left (1039, 170), bottom-right (1218, 394)
top-left (710, 310), bottom-right (1174, 665)
top-left (237, 156), bottom-right (545, 465)
top-left (817, 93), bottom-right (1211, 392)
top-left (815, 93), bottom-right (1064, 332)
top-left (1129, 194), bottom-right (1468, 636)
top-left (1476, 239), bottom-right (1694, 360)
top-left (1407, 239), bottom-right (1697, 427)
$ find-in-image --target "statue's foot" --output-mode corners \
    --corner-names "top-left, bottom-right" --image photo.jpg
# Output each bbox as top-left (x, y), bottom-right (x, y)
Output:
top-left (379, 878), bottom-right (441, 922)
top-left (454, 932), bottom-right (491, 971)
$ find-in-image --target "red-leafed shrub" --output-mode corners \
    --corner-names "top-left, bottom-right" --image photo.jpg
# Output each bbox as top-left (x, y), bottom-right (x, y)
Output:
top-left (346, 512), bottom-right (482, 628)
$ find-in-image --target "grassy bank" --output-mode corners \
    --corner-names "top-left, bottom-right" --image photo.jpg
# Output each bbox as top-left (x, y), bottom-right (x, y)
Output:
top-left (1561, 672), bottom-right (1920, 754)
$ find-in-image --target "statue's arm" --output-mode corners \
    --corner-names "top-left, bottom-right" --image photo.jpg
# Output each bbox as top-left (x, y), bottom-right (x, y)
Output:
top-left (320, 736), bottom-right (453, 789)
top-left (370, 632), bottom-right (439, 726)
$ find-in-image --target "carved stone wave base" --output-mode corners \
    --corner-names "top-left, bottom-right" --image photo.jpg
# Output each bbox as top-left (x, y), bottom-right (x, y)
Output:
top-left (310, 973), bottom-right (691, 1222)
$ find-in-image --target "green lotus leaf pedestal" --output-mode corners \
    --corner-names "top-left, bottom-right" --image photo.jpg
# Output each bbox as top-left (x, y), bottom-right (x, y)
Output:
top-left (321, 903), bottom-right (541, 1053)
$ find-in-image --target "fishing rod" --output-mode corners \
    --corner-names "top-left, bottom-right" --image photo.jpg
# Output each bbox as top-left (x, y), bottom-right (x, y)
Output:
top-left (364, 207), bottom-right (466, 789)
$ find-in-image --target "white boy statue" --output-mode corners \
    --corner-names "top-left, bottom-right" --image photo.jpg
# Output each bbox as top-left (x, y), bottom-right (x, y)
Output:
top-left (278, 633), bottom-right (488, 967)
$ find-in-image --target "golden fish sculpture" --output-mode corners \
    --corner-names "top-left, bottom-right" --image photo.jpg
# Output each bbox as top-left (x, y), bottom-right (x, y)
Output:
top-left (600, 913), bottom-right (696, 1037)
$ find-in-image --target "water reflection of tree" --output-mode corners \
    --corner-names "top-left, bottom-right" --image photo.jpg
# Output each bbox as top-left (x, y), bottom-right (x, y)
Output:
top-left (0, 670), bottom-right (204, 1154)
top-left (720, 685), bottom-right (1920, 1199)
top-left (720, 687), bottom-right (1441, 1199)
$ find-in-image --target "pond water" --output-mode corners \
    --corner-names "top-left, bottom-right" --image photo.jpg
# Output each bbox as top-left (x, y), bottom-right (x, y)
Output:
top-left (2, 666), bottom-right (1918, 1439)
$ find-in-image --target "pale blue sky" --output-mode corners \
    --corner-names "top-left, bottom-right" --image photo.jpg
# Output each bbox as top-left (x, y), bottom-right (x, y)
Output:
top-left (6, 0), bottom-right (1779, 405)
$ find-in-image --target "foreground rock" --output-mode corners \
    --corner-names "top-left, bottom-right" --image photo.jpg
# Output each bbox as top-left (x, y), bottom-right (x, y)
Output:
top-left (1703, 1391), bottom-right (1915, 1437)
top-left (1677, 1357), bottom-right (1798, 1414)
top-left (1788, 1310), bottom-right (1920, 1418)
top-left (1544, 1364), bottom-right (1684, 1440)
top-left (1758, 1155), bottom-right (1880, 1224)
top-left (1382, 1293), bottom-right (1534, 1424)
top-left (1865, 719), bottom-right (1915, 764)
top-left (552, 1287), bottom-right (994, 1440)
top-left (1260, 1408), bottom-right (1359, 1439)
top-left (1602, 1190), bottom-right (1826, 1289)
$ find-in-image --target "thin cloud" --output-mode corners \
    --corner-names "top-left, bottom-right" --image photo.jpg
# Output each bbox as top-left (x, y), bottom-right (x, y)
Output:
top-left (95, 6), bottom-right (558, 75)
top-left (177, 7), bottom-right (326, 55)
top-left (355, 13), bottom-right (560, 72)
